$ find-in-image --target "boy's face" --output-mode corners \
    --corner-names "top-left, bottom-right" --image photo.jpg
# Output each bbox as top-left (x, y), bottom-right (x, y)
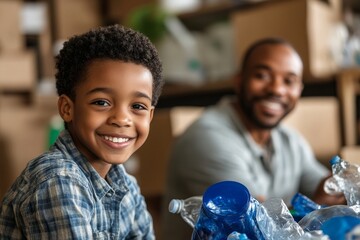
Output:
top-left (59, 60), bottom-right (154, 177)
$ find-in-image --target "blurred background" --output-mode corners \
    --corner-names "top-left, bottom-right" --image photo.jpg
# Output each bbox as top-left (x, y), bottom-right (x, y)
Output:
top-left (1, 0), bottom-right (360, 238)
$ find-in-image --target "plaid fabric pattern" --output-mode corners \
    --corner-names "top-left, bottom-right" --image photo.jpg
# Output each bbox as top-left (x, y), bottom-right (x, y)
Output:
top-left (0, 130), bottom-right (154, 239)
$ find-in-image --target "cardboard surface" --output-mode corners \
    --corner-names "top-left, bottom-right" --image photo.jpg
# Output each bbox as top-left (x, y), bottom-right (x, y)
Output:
top-left (0, 51), bottom-right (36, 91)
top-left (128, 109), bottom-right (173, 196)
top-left (0, 0), bottom-right (24, 53)
top-left (231, 0), bottom-right (339, 81)
top-left (0, 99), bottom-right (57, 199)
top-left (53, 0), bottom-right (101, 40)
top-left (283, 96), bottom-right (341, 164)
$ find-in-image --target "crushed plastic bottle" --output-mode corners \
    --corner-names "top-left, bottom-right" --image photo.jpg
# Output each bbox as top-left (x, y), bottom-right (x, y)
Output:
top-left (227, 231), bottom-right (249, 240)
top-left (291, 193), bottom-right (323, 221)
top-left (257, 198), bottom-right (304, 239)
top-left (168, 195), bottom-right (202, 228)
top-left (298, 204), bottom-right (360, 233)
top-left (323, 155), bottom-right (360, 206)
top-left (321, 216), bottom-right (360, 239)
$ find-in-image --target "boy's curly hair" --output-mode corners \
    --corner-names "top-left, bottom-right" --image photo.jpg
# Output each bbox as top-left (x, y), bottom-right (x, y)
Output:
top-left (55, 24), bottom-right (164, 106)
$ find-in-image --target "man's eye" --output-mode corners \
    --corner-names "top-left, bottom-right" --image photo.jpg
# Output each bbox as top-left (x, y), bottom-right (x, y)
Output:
top-left (254, 72), bottom-right (270, 80)
top-left (284, 77), bottom-right (299, 87)
top-left (92, 100), bottom-right (110, 106)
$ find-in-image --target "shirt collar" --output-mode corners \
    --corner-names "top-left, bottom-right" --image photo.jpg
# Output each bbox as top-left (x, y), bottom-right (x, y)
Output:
top-left (53, 130), bottom-right (129, 200)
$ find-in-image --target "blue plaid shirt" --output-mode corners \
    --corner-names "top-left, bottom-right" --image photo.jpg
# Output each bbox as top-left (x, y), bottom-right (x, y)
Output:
top-left (0, 130), bottom-right (154, 239)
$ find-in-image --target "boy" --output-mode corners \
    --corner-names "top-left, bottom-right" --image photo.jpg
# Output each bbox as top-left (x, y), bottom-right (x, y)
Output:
top-left (0, 24), bottom-right (163, 239)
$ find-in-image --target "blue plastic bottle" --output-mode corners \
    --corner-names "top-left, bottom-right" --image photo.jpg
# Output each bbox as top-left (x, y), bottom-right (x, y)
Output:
top-left (321, 216), bottom-right (360, 239)
top-left (291, 193), bottom-right (323, 221)
top-left (191, 181), bottom-right (265, 240)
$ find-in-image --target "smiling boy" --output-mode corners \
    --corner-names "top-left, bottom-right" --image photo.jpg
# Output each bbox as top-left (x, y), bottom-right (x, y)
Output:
top-left (0, 25), bottom-right (163, 239)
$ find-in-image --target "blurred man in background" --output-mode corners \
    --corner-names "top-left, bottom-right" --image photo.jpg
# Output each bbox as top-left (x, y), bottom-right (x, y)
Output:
top-left (161, 37), bottom-right (345, 240)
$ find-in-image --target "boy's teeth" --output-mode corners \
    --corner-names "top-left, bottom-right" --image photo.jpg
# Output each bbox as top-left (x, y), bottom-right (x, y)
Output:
top-left (104, 136), bottom-right (129, 143)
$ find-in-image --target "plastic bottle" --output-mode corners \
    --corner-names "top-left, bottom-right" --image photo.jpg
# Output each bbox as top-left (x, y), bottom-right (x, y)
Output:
top-left (323, 155), bottom-right (360, 206)
top-left (257, 197), bottom-right (304, 239)
top-left (227, 231), bottom-right (249, 240)
top-left (321, 215), bottom-right (360, 239)
top-left (291, 193), bottom-right (323, 221)
top-left (168, 196), bottom-right (202, 228)
top-left (191, 181), bottom-right (265, 240)
top-left (298, 204), bottom-right (360, 233)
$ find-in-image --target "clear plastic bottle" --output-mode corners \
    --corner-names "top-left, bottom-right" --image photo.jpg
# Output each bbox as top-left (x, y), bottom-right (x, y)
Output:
top-left (257, 197), bottom-right (304, 239)
top-left (323, 155), bottom-right (360, 206)
top-left (168, 196), bottom-right (202, 228)
top-left (298, 205), bottom-right (359, 232)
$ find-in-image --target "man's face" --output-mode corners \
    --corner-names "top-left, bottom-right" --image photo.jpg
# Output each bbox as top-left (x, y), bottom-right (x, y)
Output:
top-left (238, 43), bottom-right (303, 129)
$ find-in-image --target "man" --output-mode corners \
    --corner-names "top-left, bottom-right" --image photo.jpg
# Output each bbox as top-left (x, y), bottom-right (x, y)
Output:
top-left (161, 38), bottom-right (345, 240)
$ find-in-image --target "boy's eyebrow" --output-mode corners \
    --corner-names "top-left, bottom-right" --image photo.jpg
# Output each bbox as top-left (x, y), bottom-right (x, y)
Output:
top-left (86, 87), bottom-right (152, 101)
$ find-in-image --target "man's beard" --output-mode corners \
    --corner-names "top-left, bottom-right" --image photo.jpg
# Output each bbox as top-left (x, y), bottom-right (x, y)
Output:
top-left (239, 95), bottom-right (288, 130)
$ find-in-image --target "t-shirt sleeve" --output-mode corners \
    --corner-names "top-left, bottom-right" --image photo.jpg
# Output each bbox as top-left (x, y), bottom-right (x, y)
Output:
top-left (171, 124), bottom-right (259, 197)
top-left (296, 133), bottom-right (330, 197)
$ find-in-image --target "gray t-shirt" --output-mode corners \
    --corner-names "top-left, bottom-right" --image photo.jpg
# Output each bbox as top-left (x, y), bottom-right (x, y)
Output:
top-left (161, 96), bottom-right (329, 240)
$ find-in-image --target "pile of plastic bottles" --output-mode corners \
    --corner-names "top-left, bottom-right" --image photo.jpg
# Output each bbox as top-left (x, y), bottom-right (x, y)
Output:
top-left (169, 155), bottom-right (360, 239)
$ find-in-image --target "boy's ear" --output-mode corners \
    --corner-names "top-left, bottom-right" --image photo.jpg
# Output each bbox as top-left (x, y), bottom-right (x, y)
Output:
top-left (149, 107), bottom-right (155, 122)
top-left (58, 95), bottom-right (74, 123)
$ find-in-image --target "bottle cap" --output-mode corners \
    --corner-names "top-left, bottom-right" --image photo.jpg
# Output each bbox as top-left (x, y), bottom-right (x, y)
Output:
top-left (329, 155), bottom-right (341, 166)
top-left (169, 199), bottom-right (182, 214)
top-left (203, 181), bottom-right (250, 218)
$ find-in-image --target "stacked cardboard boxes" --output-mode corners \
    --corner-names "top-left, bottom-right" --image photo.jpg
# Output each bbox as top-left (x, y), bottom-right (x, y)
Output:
top-left (0, 0), bottom-right (36, 92)
top-left (231, 0), bottom-right (341, 81)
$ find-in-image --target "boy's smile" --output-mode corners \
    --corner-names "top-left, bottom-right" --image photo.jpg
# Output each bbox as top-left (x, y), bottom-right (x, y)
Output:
top-left (59, 60), bottom-right (154, 177)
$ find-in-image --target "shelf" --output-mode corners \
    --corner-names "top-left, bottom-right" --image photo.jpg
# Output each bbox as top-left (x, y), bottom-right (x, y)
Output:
top-left (161, 78), bottom-right (234, 97)
top-left (158, 79), bottom-right (235, 108)
top-left (176, 0), bottom-right (267, 30)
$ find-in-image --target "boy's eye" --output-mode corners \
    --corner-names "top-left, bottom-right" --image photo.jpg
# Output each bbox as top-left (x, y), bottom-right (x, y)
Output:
top-left (92, 100), bottom-right (110, 107)
top-left (132, 103), bottom-right (147, 110)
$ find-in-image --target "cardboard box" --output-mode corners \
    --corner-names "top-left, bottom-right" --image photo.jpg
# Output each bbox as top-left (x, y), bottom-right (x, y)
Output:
top-left (0, 101), bottom-right (56, 199)
top-left (128, 109), bottom-right (173, 196)
top-left (231, 0), bottom-right (340, 81)
top-left (53, 0), bottom-right (102, 40)
top-left (283, 97), bottom-right (341, 164)
top-left (126, 107), bottom-right (203, 197)
top-left (107, 0), bottom-right (156, 23)
top-left (0, 51), bottom-right (36, 91)
top-left (0, 0), bottom-right (24, 53)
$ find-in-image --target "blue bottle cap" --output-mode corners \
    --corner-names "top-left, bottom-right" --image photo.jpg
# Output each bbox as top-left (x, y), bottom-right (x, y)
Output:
top-left (202, 181), bottom-right (250, 219)
top-left (329, 155), bottom-right (341, 166)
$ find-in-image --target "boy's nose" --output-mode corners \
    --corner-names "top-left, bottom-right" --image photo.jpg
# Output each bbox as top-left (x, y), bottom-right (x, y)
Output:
top-left (108, 110), bottom-right (132, 127)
